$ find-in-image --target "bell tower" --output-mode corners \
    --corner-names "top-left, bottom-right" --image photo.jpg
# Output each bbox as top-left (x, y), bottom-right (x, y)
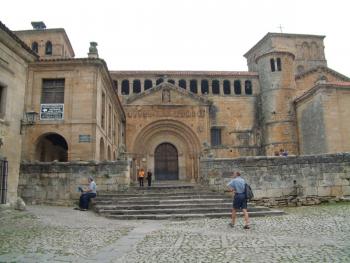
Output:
top-left (244, 33), bottom-right (300, 156)
top-left (256, 51), bottom-right (298, 155)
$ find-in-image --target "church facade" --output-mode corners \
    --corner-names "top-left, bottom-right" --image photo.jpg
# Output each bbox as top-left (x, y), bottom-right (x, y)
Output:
top-left (1, 21), bottom-right (350, 203)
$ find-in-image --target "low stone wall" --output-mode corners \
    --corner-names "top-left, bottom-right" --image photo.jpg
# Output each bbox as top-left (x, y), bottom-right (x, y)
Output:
top-left (18, 160), bottom-right (130, 206)
top-left (200, 153), bottom-right (350, 199)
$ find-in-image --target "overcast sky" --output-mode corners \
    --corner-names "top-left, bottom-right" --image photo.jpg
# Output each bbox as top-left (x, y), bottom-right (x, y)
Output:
top-left (1, 0), bottom-right (349, 76)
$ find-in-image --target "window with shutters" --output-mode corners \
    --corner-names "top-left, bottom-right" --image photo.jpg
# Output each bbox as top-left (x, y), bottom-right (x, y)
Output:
top-left (211, 128), bottom-right (222, 146)
top-left (41, 79), bottom-right (65, 103)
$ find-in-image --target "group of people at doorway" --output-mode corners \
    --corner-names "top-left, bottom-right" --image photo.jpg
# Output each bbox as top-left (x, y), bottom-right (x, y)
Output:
top-left (138, 168), bottom-right (152, 187)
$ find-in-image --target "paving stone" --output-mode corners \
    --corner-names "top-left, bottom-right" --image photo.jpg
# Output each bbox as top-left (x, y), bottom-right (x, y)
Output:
top-left (0, 203), bottom-right (350, 262)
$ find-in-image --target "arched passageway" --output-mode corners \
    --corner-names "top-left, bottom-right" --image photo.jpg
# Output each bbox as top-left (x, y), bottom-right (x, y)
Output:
top-left (35, 133), bottom-right (68, 162)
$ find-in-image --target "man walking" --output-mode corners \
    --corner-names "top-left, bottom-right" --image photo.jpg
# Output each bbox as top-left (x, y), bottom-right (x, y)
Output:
top-left (227, 171), bottom-right (250, 229)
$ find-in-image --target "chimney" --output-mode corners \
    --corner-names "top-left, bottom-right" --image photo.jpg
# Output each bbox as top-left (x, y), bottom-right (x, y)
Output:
top-left (88, 42), bottom-right (99, 58)
top-left (31, 21), bottom-right (46, 30)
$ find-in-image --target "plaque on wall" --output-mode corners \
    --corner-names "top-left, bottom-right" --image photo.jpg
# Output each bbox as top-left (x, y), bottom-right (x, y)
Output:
top-left (79, 135), bottom-right (91, 143)
top-left (40, 104), bottom-right (64, 120)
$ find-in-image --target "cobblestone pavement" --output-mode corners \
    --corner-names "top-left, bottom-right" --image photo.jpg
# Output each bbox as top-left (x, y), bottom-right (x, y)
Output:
top-left (1, 203), bottom-right (350, 263)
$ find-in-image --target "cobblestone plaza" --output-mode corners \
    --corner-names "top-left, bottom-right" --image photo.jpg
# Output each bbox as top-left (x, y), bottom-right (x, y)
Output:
top-left (0, 203), bottom-right (349, 262)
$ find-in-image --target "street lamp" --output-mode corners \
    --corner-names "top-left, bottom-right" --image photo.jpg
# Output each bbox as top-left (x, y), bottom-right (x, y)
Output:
top-left (20, 111), bottom-right (38, 134)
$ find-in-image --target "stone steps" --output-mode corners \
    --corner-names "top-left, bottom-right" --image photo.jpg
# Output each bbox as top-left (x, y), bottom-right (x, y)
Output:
top-left (94, 183), bottom-right (285, 220)
top-left (105, 210), bottom-right (286, 220)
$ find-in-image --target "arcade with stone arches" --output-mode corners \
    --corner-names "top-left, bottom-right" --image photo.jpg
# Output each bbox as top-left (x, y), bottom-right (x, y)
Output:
top-left (130, 120), bottom-right (201, 183)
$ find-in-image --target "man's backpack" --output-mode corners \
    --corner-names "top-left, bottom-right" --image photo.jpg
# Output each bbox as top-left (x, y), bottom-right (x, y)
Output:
top-left (245, 183), bottom-right (254, 200)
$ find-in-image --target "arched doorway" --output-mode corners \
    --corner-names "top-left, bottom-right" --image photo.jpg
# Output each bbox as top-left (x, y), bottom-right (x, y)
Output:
top-left (132, 120), bottom-right (202, 182)
top-left (154, 143), bottom-right (179, 180)
top-left (35, 133), bottom-right (68, 162)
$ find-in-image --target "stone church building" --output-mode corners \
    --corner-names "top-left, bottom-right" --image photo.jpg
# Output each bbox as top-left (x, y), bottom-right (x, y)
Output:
top-left (1, 21), bottom-right (350, 204)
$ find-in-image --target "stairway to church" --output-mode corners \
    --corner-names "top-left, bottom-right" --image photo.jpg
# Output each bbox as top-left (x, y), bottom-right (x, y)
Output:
top-left (93, 182), bottom-right (285, 220)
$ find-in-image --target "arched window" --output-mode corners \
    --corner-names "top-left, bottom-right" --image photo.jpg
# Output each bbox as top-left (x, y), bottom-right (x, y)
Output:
top-left (144, 79), bottom-right (153, 90)
top-left (133, 79), bottom-right (141, 93)
top-left (156, 78), bottom-right (164, 85)
top-left (270, 58), bottom-right (275, 72)
top-left (245, 80), bottom-right (253, 95)
top-left (234, 80), bottom-right (241, 95)
top-left (190, 79), bottom-right (197, 93)
top-left (201, 79), bottom-right (209, 94)
top-left (276, 58), bottom-right (282, 71)
top-left (223, 80), bottom-right (231, 95)
top-left (45, 41), bottom-right (52, 55)
top-left (302, 42), bottom-right (310, 59)
top-left (31, 41), bottom-right (38, 53)
top-left (179, 79), bottom-right (186, 89)
top-left (121, 80), bottom-right (129, 95)
top-left (168, 79), bottom-right (175, 84)
top-left (212, 80), bottom-right (220, 94)
top-left (311, 42), bottom-right (319, 59)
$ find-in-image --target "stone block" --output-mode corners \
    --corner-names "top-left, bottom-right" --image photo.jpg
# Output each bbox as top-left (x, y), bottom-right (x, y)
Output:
top-left (265, 188), bottom-right (283, 198)
top-left (330, 186), bottom-right (343, 197)
top-left (342, 186), bottom-right (350, 195)
top-left (252, 189), bottom-right (266, 199)
top-left (317, 186), bottom-right (331, 196)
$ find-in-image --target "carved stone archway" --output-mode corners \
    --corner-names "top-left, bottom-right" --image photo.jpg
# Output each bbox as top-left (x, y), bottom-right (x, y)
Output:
top-left (131, 120), bottom-right (201, 182)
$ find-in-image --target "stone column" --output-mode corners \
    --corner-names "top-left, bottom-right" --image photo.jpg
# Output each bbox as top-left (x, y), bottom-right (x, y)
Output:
top-left (141, 78), bottom-right (145, 93)
top-left (219, 79), bottom-right (224, 95)
top-left (130, 79), bottom-right (134, 95)
top-left (209, 79), bottom-right (213, 95)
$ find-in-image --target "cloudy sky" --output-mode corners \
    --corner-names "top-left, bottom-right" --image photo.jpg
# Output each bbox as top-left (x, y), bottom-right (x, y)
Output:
top-left (2, 0), bottom-right (349, 76)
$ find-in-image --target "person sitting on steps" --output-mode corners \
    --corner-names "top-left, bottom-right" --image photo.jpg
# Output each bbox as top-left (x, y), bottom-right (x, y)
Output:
top-left (76, 176), bottom-right (97, 211)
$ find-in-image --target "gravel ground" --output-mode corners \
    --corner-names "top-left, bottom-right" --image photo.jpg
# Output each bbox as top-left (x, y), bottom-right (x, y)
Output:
top-left (0, 203), bottom-right (350, 263)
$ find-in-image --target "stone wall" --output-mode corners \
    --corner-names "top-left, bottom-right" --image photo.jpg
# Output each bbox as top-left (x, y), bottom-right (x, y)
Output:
top-left (200, 153), bottom-right (350, 199)
top-left (18, 160), bottom-right (130, 206)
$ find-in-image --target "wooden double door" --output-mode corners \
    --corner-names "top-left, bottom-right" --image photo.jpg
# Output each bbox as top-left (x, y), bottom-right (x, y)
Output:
top-left (154, 143), bottom-right (179, 180)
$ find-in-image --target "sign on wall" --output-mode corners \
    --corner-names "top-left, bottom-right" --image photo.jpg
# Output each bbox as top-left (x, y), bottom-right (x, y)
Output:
top-left (79, 135), bottom-right (91, 143)
top-left (40, 104), bottom-right (64, 120)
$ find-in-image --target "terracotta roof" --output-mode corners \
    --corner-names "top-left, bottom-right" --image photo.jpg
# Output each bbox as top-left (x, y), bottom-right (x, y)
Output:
top-left (294, 81), bottom-right (350, 104)
top-left (110, 70), bottom-right (259, 77)
top-left (0, 20), bottom-right (39, 58)
top-left (295, 66), bottom-right (350, 81)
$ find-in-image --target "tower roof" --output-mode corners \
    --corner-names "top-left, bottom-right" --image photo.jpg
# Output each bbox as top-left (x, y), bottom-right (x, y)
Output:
top-left (244, 32), bottom-right (325, 58)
